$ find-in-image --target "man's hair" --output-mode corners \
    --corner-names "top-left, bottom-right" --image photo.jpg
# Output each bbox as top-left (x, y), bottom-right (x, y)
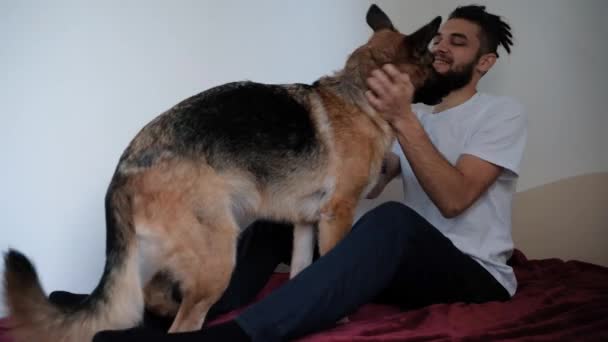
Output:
top-left (449, 5), bottom-right (513, 58)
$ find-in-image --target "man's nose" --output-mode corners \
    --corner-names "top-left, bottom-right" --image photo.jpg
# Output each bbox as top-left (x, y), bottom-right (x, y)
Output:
top-left (431, 40), bottom-right (448, 54)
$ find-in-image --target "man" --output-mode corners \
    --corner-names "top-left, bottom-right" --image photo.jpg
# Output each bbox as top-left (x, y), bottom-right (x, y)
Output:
top-left (81, 4), bottom-right (526, 342)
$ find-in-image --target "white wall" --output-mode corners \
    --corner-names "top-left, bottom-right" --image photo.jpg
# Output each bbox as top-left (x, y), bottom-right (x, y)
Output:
top-left (460, 0), bottom-right (608, 191)
top-left (1, 0), bottom-right (606, 316)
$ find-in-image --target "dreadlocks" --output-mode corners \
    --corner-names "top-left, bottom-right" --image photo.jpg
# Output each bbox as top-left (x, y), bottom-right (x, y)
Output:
top-left (449, 5), bottom-right (513, 58)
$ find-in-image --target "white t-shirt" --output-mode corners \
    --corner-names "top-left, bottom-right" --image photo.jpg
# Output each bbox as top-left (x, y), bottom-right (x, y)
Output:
top-left (392, 92), bottom-right (527, 296)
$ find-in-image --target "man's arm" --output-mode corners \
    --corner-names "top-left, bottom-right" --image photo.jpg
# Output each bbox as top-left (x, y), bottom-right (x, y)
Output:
top-left (365, 152), bottom-right (401, 199)
top-left (391, 117), bottom-right (501, 218)
top-left (365, 64), bottom-right (501, 218)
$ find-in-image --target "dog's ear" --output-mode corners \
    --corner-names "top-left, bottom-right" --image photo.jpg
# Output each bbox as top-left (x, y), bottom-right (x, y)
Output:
top-left (366, 4), bottom-right (395, 32)
top-left (407, 16), bottom-right (442, 53)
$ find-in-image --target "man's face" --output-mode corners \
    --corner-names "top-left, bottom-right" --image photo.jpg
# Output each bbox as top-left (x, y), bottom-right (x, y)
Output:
top-left (430, 18), bottom-right (483, 75)
top-left (412, 19), bottom-right (487, 104)
top-left (413, 18), bottom-right (500, 103)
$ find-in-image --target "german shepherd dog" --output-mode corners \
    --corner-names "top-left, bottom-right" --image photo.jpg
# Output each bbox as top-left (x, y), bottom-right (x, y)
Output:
top-left (3, 4), bottom-right (446, 341)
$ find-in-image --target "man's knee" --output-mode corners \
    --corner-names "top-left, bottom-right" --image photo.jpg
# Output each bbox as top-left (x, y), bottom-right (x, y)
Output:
top-left (374, 201), bottom-right (410, 215)
top-left (362, 201), bottom-right (421, 225)
top-left (353, 201), bottom-right (411, 230)
top-left (353, 201), bottom-right (422, 237)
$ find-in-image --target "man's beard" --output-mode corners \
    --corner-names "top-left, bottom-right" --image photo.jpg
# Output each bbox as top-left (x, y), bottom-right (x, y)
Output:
top-left (413, 59), bottom-right (476, 106)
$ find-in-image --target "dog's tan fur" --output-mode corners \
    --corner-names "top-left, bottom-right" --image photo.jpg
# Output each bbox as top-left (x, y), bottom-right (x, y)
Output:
top-left (3, 5), bottom-right (443, 341)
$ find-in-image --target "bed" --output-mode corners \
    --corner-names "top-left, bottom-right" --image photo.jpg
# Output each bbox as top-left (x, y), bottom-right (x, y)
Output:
top-left (1, 248), bottom-right (607, 342)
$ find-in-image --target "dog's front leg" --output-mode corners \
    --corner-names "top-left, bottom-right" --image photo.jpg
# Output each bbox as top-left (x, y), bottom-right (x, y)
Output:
top-left (317, 195), bottom-right (358, 325)
top-left (317, 197), bottom-right (357, 256)
top-left (289, 223), bottom-right (316, 278)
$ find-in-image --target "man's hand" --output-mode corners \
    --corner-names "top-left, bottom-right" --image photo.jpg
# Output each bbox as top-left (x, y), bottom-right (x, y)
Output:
top-left (365, 64), bottom-right (415, 127)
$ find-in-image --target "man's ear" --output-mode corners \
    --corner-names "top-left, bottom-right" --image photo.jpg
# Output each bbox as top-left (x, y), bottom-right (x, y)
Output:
top-left (477, 53), bottom-right (497, 74)
top-left (366, 4), bottom-right (395, 32)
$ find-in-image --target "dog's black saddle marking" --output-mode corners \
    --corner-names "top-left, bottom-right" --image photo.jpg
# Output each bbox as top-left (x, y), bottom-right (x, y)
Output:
top-left (170, 82), bottom-right (320, 181)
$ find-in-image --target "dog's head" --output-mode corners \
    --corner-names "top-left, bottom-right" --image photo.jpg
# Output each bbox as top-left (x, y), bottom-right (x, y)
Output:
top-left (346, 4), bottom-right (447, 105)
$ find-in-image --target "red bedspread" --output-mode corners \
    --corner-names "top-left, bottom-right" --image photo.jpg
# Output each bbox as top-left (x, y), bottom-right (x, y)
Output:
top-left (1, 250), bottom-right (607, 341)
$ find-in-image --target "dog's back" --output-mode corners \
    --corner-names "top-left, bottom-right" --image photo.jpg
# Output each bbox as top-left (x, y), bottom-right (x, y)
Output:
top-left (122, 82), bottom-right (324, 182)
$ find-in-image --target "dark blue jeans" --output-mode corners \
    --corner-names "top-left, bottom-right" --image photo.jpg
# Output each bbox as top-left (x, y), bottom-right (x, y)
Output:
top-left (211, 202), bottom-right (509, 341)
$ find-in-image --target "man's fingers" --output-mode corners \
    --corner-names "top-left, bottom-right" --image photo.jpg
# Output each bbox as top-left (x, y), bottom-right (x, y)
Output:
top-left (382, 64), bottom-right (410, 81)
top-left (371, 69), bottom-right (393, 89)
top-left (383, 64), bottom-right (411, 83)
top-left (365, 90), bottom-right (385, 112)
top-left (382, 64), bottom-right (401, 81)
top-left (366, 76), bottom-right (388, 99)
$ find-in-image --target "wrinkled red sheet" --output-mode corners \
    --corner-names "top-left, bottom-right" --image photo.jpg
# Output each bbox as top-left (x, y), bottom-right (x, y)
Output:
top-left (2, 250), bottom-right (607, 341)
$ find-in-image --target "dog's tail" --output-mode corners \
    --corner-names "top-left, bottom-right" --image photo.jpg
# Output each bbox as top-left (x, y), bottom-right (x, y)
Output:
top-left (3, 173), bottom-right (144, 342)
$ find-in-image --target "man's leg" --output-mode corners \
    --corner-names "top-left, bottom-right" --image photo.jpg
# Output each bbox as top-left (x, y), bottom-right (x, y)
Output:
top-left (235, 201), bottom-right (509, 341)
top-left (372, 208), bottom-right (510, 310)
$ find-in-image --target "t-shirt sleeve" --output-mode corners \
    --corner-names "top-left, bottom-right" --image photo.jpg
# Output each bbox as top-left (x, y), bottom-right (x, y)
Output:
top-left (463, 99), bottom-right (528, 177)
